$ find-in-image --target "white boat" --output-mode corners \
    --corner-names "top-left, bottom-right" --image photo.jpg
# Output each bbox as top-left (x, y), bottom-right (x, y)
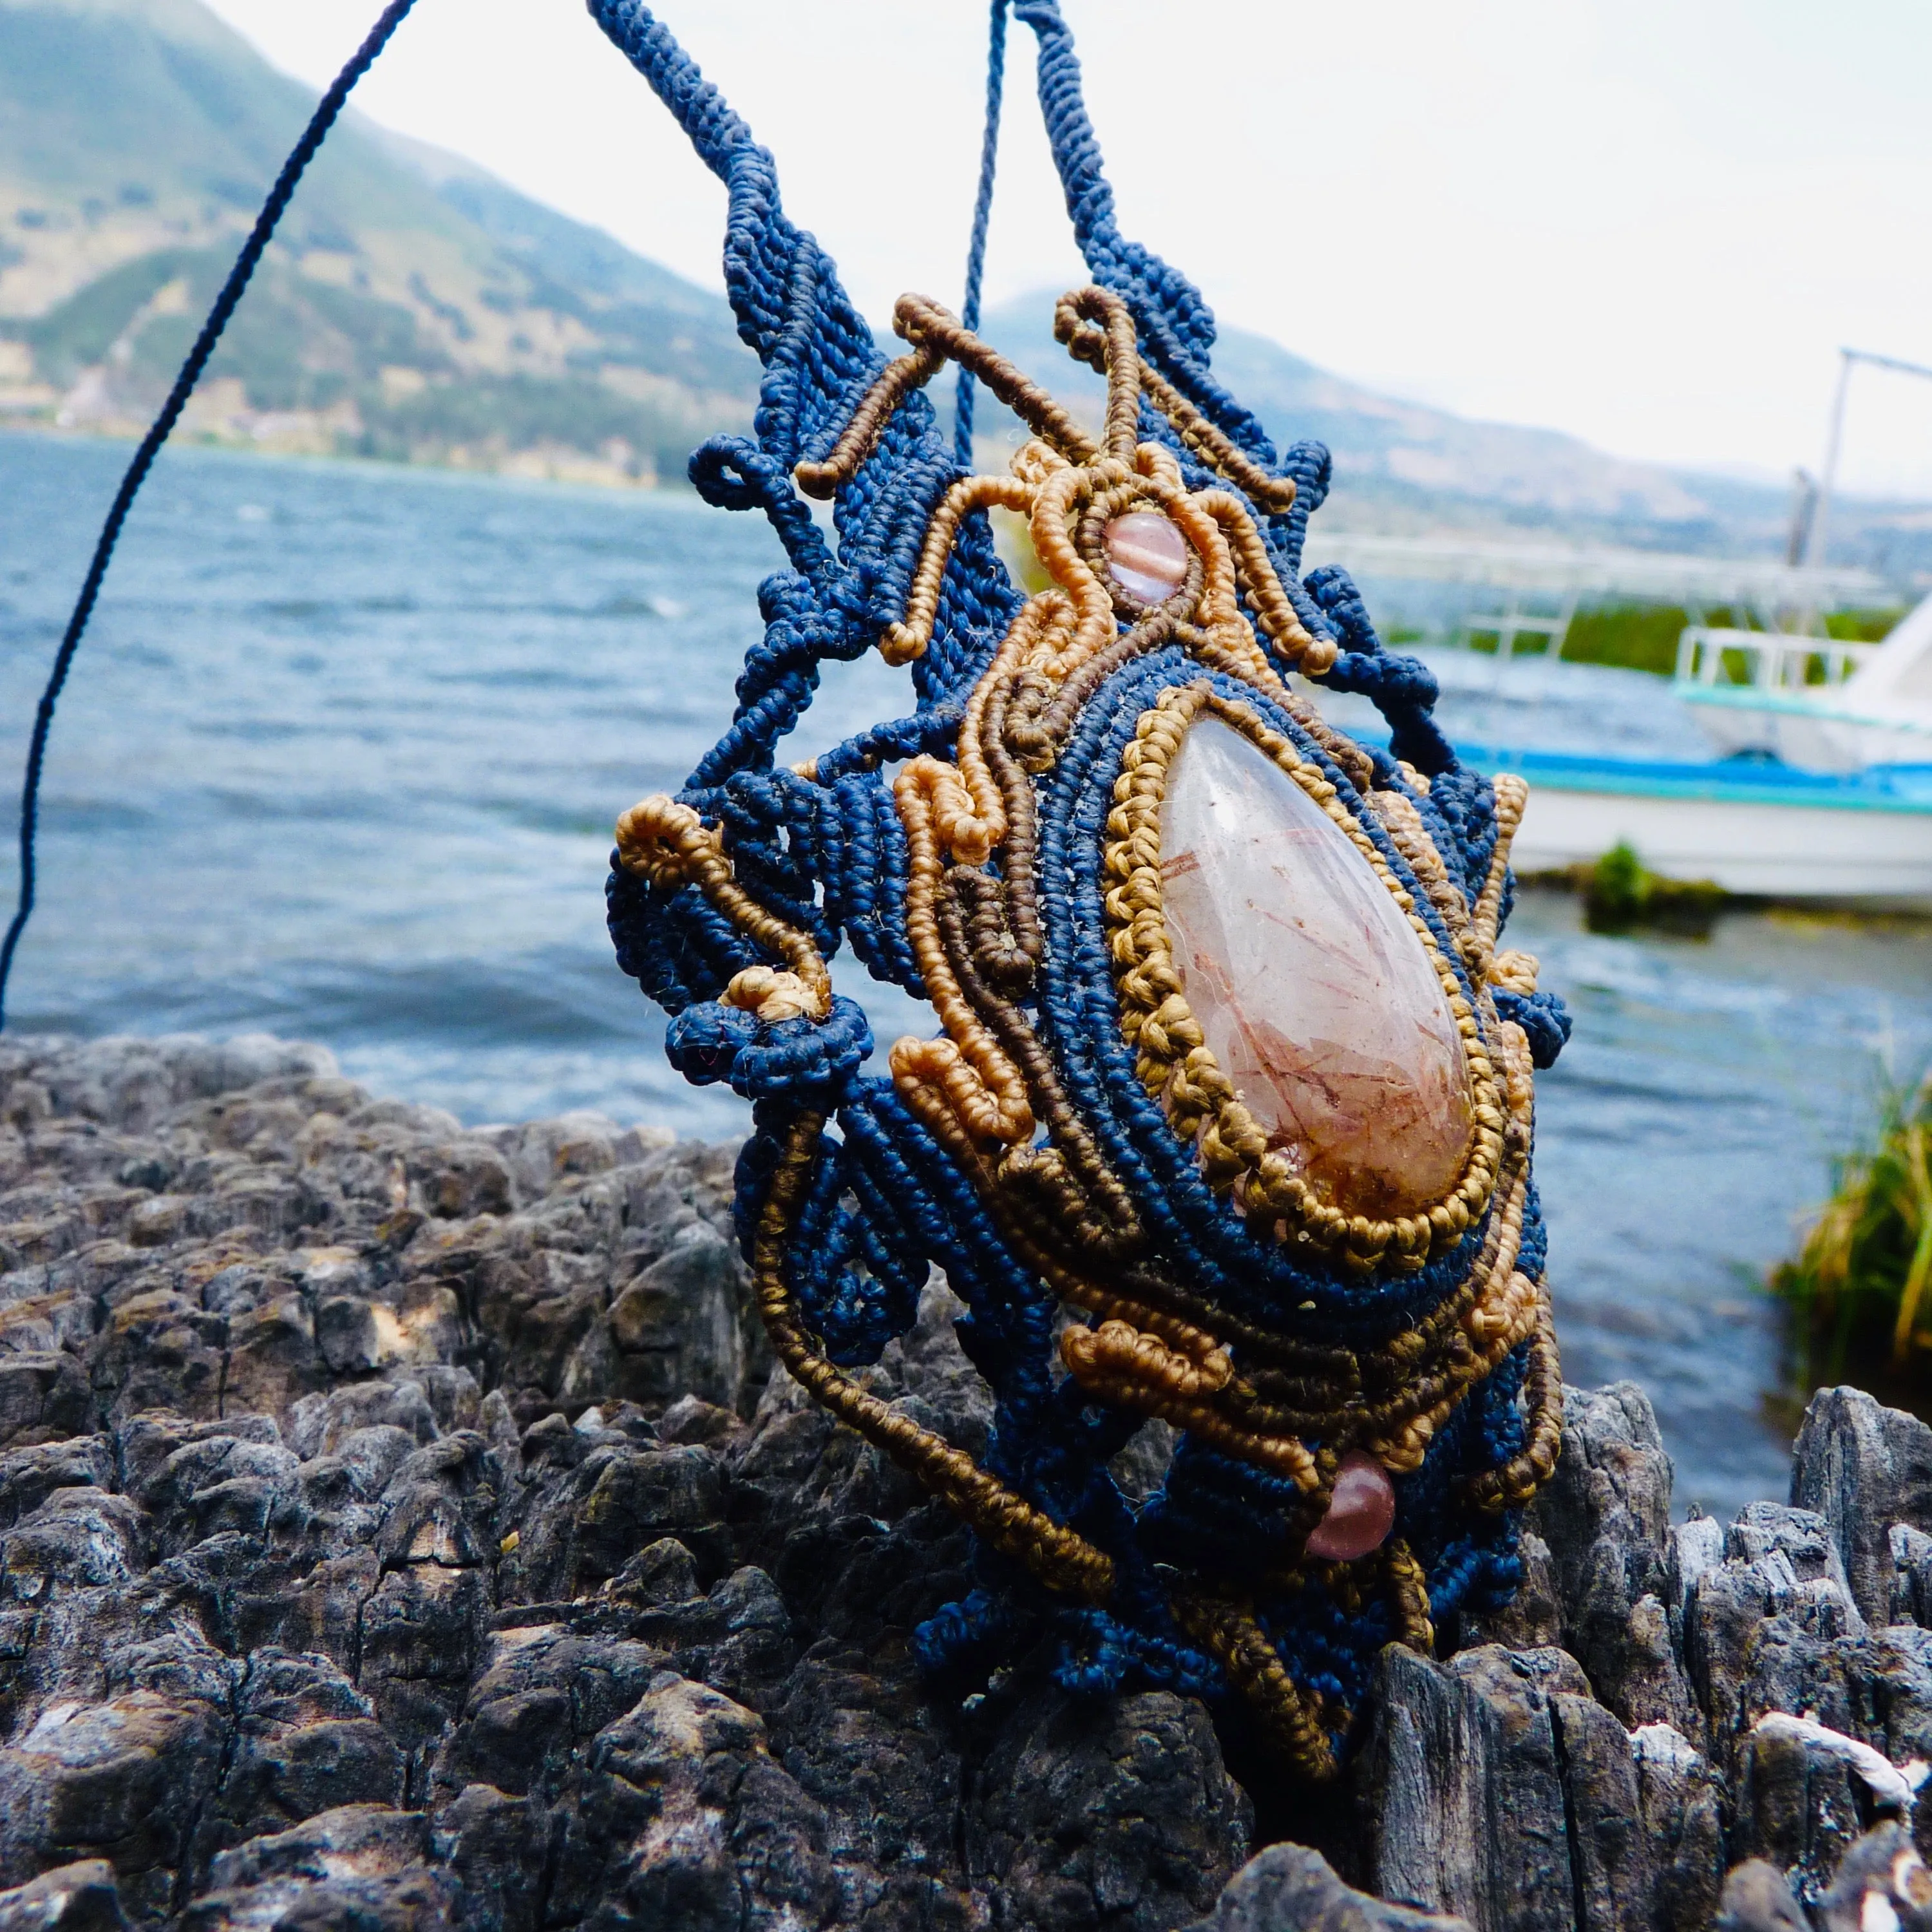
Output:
top-left (1428, 589), bottom-right (1931, 911)
top-left (1455, 743), bottom-right (1932, 910)
top-left (1407, 343), bottom-right (1928, 908)
top-left (1674, 590), bottom-right (1932, 773)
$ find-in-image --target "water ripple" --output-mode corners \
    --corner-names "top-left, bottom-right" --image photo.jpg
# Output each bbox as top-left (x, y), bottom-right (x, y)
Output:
top-left (2, 430), bottom-right (1927, 1517)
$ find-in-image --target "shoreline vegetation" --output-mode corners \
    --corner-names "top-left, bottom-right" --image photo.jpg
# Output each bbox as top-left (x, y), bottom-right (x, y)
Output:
top-left (1772, 1068), bottom-right (1932, 1410)
top-left (1520, 845), bottom-right (1733, 937)
top-left (1472, 601), bottom-right (1904, 678)
top-left (1511, 860), bottom-right (1932, 1448)
top-left (1521, 846), bottom-right (1932, 940)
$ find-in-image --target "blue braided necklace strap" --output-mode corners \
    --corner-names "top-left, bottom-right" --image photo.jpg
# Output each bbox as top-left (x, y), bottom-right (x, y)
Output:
top-left (954, 0), bottom-right (1011, 468)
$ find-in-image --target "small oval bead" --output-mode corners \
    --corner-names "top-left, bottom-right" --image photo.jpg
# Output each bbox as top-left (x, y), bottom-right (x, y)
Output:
top-left (1103, 510), bottom-right (1191, 603)
top-left (1303, 1449), bottom-right (1397, 1562)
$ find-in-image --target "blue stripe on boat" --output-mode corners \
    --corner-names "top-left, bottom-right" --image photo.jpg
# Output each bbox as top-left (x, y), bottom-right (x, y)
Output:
top-left (1457, 744), bottom-right (1932, 813)
top-left (1334, 720), bottom-right (1932, 812)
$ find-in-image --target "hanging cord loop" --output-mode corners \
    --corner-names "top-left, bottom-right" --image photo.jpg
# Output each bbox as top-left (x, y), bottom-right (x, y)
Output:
top-left (952, 0), bottom-right (1010, 469)
top-left (0, 0), bottom-right (424, 1030)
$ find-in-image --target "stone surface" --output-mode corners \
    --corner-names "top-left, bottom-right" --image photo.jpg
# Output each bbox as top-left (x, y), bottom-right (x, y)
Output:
top-left (0, 1036), bottom-right (1249, 1932)
top-left (11, 1035), bottom-right (1932, 1931)
top-left (1501, 1384), bottom-right (1694, 1734)
top-left (0, 1863), bottom-right (128, 1932)
top-left (1811, 1823), bottom-right (1932, 1932)
top-left (1792, 1387), bottom-right (1932, 1629)
top-left (1360, 1642), bottom-right (1724, 1932)
top-left (1178, 1844), bottom-right (1472, 1932)
top-left (1361, 1644), bottom-right (1590, 1932)
top-left (1159, 719), bottom-right (1473, 1217)
top-left (1104, 509), bottom-right (1191, 604)
top-left (1715, 1860), bottom-right (1813, 1932)
top-left (969, 1689), bottom-right (1255, 1931)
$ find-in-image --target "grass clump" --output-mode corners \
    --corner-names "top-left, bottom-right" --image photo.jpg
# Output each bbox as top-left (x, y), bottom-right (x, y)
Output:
top-left (1771, 1072), bottom-right (1932, 1391)
top-left (1580, 842), bottom-right (1727, 936)
top-left (1825, 607), bottom-right (1906, 645)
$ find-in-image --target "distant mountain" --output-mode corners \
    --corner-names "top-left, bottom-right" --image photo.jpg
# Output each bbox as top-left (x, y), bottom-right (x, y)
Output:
top-left (975, 297), bottom-right (1899, 567)
top-left (1, 0), bottom-right (1924, 578)
top-left (0, 0), bottom-right (758, 484)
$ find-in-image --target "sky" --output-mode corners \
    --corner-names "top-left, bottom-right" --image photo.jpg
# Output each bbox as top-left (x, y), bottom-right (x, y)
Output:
top-left (199, 0), bottom-right (1932, 501)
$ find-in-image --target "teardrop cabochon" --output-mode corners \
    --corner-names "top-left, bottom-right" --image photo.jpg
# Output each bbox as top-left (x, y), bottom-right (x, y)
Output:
top-left (1034, 646), bottom-right (1511, 1341)
top-left (1159, 719), bottom-right (1475, 1219)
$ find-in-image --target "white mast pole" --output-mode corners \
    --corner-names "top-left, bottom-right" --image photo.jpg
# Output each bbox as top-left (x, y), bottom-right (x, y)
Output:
top-left (1806, 348), bottom-right (1853, 577)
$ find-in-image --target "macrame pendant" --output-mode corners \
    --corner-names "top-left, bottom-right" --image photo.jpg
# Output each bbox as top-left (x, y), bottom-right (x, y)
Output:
top-left (596, 0), bottom-right (1571, 1779)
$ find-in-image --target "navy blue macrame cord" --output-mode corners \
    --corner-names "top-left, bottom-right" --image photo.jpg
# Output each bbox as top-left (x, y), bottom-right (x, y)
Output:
top-left (953, 0), bottom-right (1010, 468)
top-left (587, 0), bottom-right (1564, 1757)
top-left (0, 0), bottom-right (423, 1030)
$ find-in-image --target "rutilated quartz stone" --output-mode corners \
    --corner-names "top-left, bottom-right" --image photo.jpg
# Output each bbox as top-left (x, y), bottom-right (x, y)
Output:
top-left (1157, 718), bottom-right (1473, 1220)
top-left (1103, 510), bottom-right (1191, 604)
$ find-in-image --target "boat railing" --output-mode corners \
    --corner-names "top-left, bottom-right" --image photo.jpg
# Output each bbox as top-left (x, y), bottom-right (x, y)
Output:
top-left (1676, 625), bottom-right (1880, 691)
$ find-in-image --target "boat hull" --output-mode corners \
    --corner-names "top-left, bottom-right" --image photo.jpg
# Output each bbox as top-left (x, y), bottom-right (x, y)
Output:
top-left (1454, 746), bottom-right (1932, 909)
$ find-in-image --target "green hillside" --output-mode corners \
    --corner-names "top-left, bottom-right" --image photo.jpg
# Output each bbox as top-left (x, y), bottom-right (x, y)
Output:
top-left (0, 0), bottom-right (757, 483)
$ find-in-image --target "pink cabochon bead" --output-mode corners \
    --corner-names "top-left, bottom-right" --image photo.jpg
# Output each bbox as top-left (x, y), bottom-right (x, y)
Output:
top-left (1103, 510), bottom-right (1191, 604)
top-left (1303, 1449), bottom-right (1397, 1562)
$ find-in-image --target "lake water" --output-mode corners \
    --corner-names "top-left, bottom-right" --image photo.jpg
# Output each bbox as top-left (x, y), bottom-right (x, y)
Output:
top-left (4, 428), bottom-right (1929, 1518)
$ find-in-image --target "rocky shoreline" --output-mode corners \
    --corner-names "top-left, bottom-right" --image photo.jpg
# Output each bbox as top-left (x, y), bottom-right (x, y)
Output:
top-left (1, 1035), bottom-right (1929, 1932)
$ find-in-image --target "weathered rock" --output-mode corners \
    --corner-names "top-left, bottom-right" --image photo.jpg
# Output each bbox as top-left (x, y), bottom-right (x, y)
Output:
top-left (1629, 1723), bottom-right (1727, 1932)
top-left (969, 1689), bottom-right (1253, 1932)
top-left (1683, 1501), bottom-right (1867, 1792)
top-left (1179, 1843), bottom-right (1472, 1932)
top-left (1713, 1859), bottom-right (1812, 1932)
top-left (430, 1624), bottom-right (661, 1802)
top-left (605, 1223), bottom-right (747, 1412)
top-left (0, 1690), bottom-right (227, 1917)
top-left (7, 1034), bottom-right (1932, 1932)
top-left (0, 1863), bottom-right (128, 1932)
top-left (1811, 1822), bottom-right (1932, 1932)
top-left (1733, 1714), bottom-right (1886, 1905)
top-left (194, 1649), bottom-right (406, 1871)
top-left (1362, 1646), bottom-right (1582, 1931)
top-left (1792, 1387), bottom-right (1932, 1629)
top-left (1520, 1385), bottom-right (1692, 1734)
top-left (1359, 1643), bottom-right (1723, 1932)
top-left (184, 1804), bottom-right (454, 1932)
top-left (0, 1037), bottom-right (1266, 1932)
top-left (1892, 1525), bottom-right (1932, 1628)
top-left (569, 1674), bottom-right (838, 1932)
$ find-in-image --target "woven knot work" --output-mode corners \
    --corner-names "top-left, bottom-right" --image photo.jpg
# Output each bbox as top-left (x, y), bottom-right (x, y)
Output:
top-left (593, 0), bottom-right (1570, 1776)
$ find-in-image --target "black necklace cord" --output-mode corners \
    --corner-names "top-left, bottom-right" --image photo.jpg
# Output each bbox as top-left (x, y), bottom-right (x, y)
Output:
top-left (0, 0), bottom-right (424, 1030)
